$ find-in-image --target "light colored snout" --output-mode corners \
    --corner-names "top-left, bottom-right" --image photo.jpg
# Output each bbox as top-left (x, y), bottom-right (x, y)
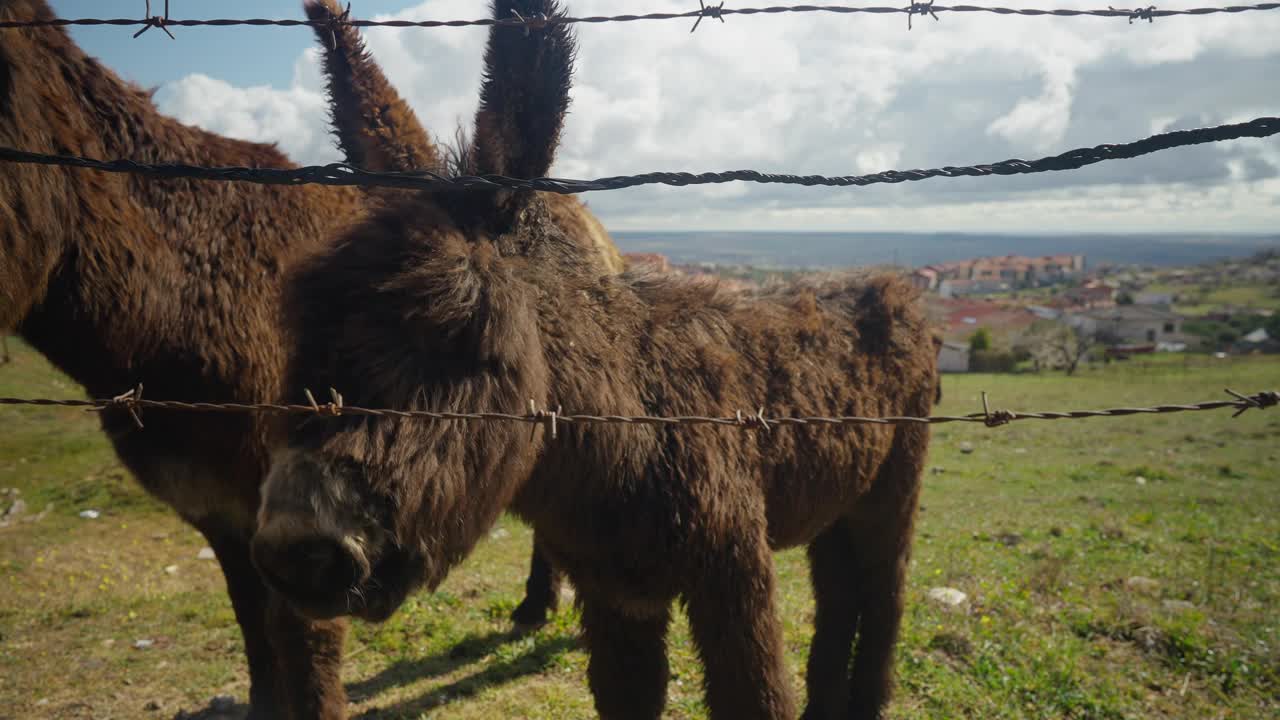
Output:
top-left (251, 518), bottom-right (372, 617)
top-left (255, 448), bottom-right (378, 618)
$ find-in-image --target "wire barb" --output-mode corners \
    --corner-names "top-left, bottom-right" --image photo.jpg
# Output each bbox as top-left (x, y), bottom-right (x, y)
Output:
top-left (737, 407), bottom-right (772, 433)
top-left (980, 392), bottom-right (1016, 428)
top-left (304, 388), bottom-right (345, 417)
top-left (509, 9), bottom-right (549, 36)
top-left (1225, 388), bottom-right (1279, 418)
top-left (1115, 5), bottom-right (1159, 23)
top-left (691, 1), bottom-right (726, 33)
top-left (529, 400), bottom-right (561, 440)
top-left (133, 0), bottom-right (174, 39)
top-left (324, 2), bottom-right (352, 50)
top-left (907, 1), bottom-right (939, 30)
top-left (93, 384), bottom-right (145, 429)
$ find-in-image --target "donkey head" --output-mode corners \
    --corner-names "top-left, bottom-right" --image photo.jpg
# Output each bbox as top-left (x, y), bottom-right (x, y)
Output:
top-left (253, 0), bottom-right (576, 622)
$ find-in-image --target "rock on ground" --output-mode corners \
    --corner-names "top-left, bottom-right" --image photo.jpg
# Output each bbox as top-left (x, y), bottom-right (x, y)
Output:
top-left (1124, 576), bottom-right (1160, 595)
top-left (927, 587), bottom-right (969, 608)
top-left (5, 498), bottom-right (26, 518)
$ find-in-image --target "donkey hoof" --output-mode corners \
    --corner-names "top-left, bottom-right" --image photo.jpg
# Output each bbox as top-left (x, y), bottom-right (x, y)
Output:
top-left (510, 600), bottom-right (552, 631)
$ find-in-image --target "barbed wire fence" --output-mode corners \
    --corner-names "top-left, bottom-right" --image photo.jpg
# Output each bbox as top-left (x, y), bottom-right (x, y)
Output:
top-left (0, 3), bottom-right (1277, 435)
top-left (1, 116), bottom-right (1276, 195)
top-left (0, 387), bottom-right (1276, 438)
top-left (1, 2), bottom-right (1278, 35)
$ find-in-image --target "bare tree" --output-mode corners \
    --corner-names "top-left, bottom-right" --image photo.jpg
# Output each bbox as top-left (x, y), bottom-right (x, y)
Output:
top-left (1020, 321), bottom-right (1101, 376)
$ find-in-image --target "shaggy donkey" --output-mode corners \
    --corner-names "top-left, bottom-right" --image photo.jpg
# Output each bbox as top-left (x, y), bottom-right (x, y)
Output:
top-left (0, 1), bottom-right (372, 715)
top-left (254, 2), bottom-right (937, 718)
top-left (303, 0), bottom-right (625, 627)
top-left (2, 0), bottom-right (624, 713)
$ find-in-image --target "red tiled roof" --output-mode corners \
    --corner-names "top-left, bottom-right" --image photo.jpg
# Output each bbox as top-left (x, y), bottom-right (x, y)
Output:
top-left (932, 298), bottom-right (1037, 339)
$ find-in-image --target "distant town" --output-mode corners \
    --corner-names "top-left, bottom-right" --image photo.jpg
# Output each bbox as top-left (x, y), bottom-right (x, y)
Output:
top-left (620, 249), bottom-right (1280, 373)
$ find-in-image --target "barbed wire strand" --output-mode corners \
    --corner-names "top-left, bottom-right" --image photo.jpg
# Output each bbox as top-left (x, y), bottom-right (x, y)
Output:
top-left (0, 116), bottom-right (1275, 195)
top-left (2, 3), bottom-right (1278, 34)
top-left (1, 389), bottom-right (1276, 432)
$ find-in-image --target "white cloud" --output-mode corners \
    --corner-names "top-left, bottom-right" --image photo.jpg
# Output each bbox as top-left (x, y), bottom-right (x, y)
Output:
top-left (986, 64), bottom-right (1076, 151)
top-left (156, 49), bottom-right (333, 165)
top-left (152, 0), bottom-right (1280, 231)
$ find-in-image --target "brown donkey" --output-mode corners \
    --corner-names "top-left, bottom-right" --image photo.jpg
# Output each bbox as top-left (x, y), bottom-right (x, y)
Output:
top-left (2, 0), bottom-right (625, 714)
top-left (253, 2), bottom-right (937, 718)
top-left (0, 1), bottom-right (369, 716)
top-left (303, 0), bottom-right (628, 629)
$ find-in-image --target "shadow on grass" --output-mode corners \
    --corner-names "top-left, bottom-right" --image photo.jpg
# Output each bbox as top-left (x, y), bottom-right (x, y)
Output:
top-left (352, 631), bottom-right (578, 719)
top-left (173, 697), bottom-right (250, 719)
top-left (348, 628), bottom-right (523, 699)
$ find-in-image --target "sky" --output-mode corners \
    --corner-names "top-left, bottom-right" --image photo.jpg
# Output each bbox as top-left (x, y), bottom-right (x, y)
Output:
top-left (48, 0), bottom-right (1280, 233)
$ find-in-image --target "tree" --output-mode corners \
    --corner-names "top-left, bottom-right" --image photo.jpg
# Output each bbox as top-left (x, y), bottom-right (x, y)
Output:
top-left (1116, 291), bottom-right (1135, 305)
top-left (969, 327), bottom-right (992, 353)
top-left (1021, 321), bottom-right (1100, 376)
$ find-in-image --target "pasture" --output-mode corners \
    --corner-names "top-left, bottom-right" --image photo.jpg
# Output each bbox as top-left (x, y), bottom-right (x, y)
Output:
top-left (1, 337), bottom-right (1276, 719)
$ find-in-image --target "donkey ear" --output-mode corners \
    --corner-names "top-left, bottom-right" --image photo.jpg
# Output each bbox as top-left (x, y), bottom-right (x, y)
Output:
top-left (303, 0), bottom-right (443, 176)
top-left (471, 0), bottom-right (575, 181)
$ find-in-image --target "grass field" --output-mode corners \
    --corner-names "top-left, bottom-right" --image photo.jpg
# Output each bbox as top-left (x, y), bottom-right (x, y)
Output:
top-left (1, 337), bottom-right (1277, 719)
top-left (1141, 283), bottom-right (1280, 317)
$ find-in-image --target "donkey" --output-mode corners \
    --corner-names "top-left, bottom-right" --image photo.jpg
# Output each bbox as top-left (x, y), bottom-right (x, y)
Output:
top-left (302, 0), bottom-right (625, 627)
top-left (2, 0), bottom-right (626, 714)
top-left (0, 1), bottom-right (378, 716)
top-left (253, 2), bottom-right (937, 718)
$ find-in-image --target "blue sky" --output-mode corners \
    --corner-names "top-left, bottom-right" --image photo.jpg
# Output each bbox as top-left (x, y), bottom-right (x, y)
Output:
top-left (40, 1), bottom-right (1280, 233)
top-left (53, 0), bottom-right (423, 88)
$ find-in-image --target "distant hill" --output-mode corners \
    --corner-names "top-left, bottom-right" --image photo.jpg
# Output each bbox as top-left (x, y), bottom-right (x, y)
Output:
top-left (613, 231), bottom-right (1279, 270)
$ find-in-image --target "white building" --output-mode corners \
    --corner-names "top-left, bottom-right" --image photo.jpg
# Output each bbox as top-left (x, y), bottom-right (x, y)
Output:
top-left (938, 341), bottom-right (971, 373)
top-left (1068, 305), bottom-right (1184, 345)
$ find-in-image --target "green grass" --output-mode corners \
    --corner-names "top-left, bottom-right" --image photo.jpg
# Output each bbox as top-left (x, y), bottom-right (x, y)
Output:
top-left (1, 336), bottom-right (1277, 718)
top-left (1159, 283), bottom-right (1280, 317)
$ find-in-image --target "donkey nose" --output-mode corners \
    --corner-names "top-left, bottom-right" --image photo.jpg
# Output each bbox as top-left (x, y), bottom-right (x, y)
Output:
top-left (251, 531), bottom-right (369, 603)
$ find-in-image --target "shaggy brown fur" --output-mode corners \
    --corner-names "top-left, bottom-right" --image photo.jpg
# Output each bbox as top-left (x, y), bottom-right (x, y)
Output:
top-left (303, 0), bottom-right (625, 628)
top-left (0, 2), bottom-right (373, 716)
top-left (254, 2), bottom-right (937, 718)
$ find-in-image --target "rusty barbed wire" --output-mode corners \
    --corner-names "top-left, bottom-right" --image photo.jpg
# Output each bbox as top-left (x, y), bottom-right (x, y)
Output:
top-left (2, 3), bottom-right (1278, 34)
top-left (132, 0), bottom-right (174, 39)
top-left (0, 116), bottom-right (1275, 195)
top-left (1, 388), bottom-right (1276, 432)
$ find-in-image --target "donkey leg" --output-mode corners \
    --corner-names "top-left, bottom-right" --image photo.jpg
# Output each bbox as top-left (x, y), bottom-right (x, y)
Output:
top-left (579, 593), bottom-right (671, 720)
top-left (801, 522), bottom-right (859, 720)
top-left (199, 522), bottom-right (281, 719)
top-left (265, 593), bottom-right (349, 720)
top-left (510, 532), bottom-right (563, 629)
top-left (847, 428), bottom-right (927, 719)
top-left (684, 532), bottom-right (797, 720)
